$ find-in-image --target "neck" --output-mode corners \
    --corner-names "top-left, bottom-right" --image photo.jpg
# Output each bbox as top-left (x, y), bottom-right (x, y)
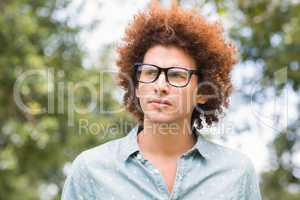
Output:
top-left (137, 118), bottom-right (196, 158)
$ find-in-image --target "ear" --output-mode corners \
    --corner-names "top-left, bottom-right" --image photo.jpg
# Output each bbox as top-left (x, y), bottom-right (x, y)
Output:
top-left (196, 94), bottom-right (207, 105)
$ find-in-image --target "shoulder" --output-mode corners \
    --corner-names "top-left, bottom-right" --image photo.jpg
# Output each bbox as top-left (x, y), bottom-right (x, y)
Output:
top-left (62, 137), bottom-right (126, 198)
top-left (62, 138), bottom-right (127, 199)
top-left (71, 136), bottom-right (126, 172)
top-left (204, 139), bottom-right (256, 173)
top-left (208, 141), bottom-right (262, 199)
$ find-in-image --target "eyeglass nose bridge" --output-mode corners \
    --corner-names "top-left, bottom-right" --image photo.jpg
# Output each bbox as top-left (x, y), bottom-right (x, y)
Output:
top-left (153, 68), bottom-right (170, 86)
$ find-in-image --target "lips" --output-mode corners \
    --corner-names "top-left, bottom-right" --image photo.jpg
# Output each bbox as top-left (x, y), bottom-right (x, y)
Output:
top-left (148, 98), bottom-right (172, 106)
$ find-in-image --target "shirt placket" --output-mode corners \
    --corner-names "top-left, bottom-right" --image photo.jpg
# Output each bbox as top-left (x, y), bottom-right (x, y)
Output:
top-left (168, 156), bottom-right (187, 200)
top-left (135, 152), bottom-right (188, 200)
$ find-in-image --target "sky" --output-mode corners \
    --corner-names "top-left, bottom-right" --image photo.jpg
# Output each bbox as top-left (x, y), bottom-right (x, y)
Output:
top-left (61, 0), bottom-right (299, 174)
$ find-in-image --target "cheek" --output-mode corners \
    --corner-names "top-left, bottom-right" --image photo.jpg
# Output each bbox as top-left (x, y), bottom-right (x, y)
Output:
top-left (188, 79), bottom-right (199, 105)
top-left (171, 89), bottom-right (195, 113)
top-left (136, 84), bottom-right (149, 98)
top-left (179, 86), bottom-right (199, 111)
top-left (136, 84), bottom-right (152, 107)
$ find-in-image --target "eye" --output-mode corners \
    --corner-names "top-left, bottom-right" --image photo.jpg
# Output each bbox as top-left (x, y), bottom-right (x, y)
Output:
top-left (168, 69), bottom-right (188, 79)
top-left (144, 69), bottom-right (157, 75)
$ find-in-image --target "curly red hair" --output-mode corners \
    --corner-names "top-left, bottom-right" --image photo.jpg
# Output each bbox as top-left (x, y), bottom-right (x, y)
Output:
top-left (116, 1), bottom-right (237, 129)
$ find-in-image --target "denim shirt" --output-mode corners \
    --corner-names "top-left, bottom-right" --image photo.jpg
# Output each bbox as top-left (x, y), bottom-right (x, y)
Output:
top-left (62, 124), bottom-right (262, 200)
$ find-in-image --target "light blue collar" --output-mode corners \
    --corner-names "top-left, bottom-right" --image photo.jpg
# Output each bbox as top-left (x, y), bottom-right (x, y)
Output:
top-left (120, 124), bottom-right (214, 162)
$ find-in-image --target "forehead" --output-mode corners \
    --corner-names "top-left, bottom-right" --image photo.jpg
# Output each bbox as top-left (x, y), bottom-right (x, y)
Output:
top-left (143, 44), bottom-right (196, 69)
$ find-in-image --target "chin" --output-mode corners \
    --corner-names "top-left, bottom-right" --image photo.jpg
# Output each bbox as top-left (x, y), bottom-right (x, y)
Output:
top-left (143, 112), bottom-right (180, 124)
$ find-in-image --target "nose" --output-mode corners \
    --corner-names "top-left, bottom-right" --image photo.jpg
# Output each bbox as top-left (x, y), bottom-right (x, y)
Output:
top-left (154, 72), bottom-right (169, 94)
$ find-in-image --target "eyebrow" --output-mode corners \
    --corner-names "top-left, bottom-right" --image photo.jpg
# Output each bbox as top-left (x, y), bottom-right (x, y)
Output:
top-left (148, 63), bottom-right (191, 67)
top-left (167, 64), bottom-right (197, 70)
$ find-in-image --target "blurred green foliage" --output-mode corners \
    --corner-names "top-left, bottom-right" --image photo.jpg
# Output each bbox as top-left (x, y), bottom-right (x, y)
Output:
top-left (230, 1), bottom-right (300, 199)
top-left (0, 0), bottom-right (134, 199)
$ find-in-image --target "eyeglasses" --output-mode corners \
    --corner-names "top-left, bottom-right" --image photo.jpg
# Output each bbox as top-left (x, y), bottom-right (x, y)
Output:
top-left (134, 63), bottom-right (201, 87)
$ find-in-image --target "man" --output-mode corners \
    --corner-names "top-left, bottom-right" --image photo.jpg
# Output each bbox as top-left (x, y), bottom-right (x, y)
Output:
top-left (62, 1), bottom-right (262, 199)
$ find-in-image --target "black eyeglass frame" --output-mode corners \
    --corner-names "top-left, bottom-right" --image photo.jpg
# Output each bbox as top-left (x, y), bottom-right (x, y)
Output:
top-left (133, 62), bottom-right (202, 88)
